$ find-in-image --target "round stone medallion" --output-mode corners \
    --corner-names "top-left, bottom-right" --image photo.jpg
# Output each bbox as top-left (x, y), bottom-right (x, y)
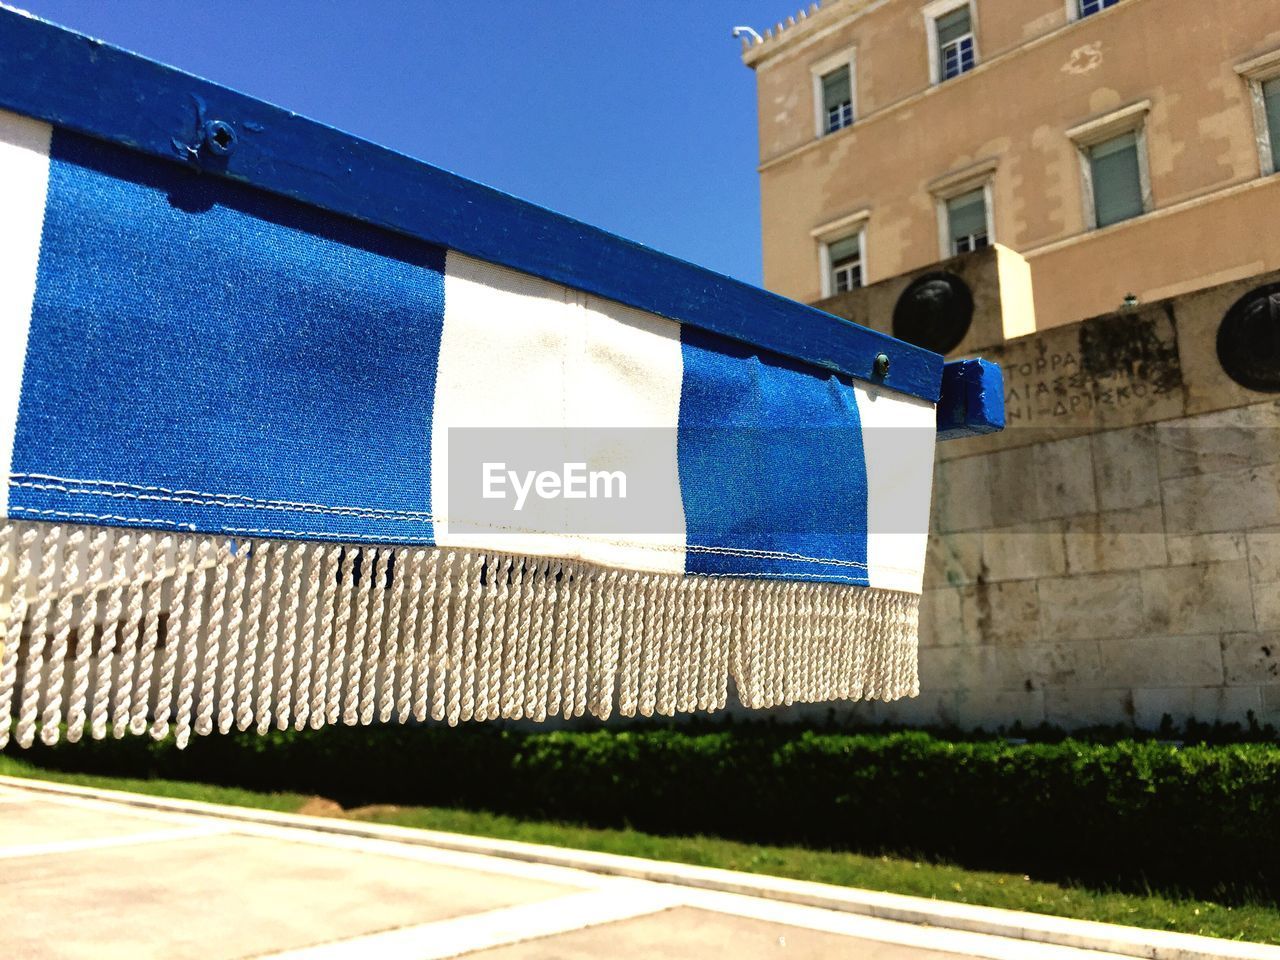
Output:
top-left (892, 272), bottom-right (974, 355)
top-left (1217, 283), bottom-right (1280, 393)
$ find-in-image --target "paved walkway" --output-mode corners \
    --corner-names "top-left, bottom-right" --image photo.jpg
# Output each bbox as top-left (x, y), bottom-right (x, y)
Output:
top-left (0, 779), bottom-right (1142, 959)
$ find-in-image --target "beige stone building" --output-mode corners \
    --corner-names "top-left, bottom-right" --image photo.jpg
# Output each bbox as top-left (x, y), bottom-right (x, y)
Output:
top-left (743, 0), bottom-right (1280, 730)
top-left (743, 0), bottom-right (1280, 331)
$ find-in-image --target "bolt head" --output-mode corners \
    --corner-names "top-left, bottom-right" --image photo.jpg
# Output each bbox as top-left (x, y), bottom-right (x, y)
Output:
top-left (202, 120), bottom-right (237, 157)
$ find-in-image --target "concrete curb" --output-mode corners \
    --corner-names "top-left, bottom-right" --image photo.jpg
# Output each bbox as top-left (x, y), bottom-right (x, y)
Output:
top-left (2, 774), bottom-right (1275, 960)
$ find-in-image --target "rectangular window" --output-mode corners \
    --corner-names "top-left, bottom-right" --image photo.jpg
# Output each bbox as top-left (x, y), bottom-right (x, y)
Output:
top-left (1089, 132), bottom-right (1145, 227)
top-left (821, 65), bottom-right (854, 135)
top-left (935, 6), bottom-right (975, 81)
top-left (827, 234), bottom-right (863, 294)
top-left (1265, 76), bottom-right (1280, 173)
top-left (1079, 0), bottom-right (1120, 16)
top-left (946, 188), bottom-right (990, 255)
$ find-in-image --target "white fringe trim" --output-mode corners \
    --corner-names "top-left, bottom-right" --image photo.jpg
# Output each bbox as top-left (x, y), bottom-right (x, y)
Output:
top-left (0, 520), bottom-right (919, 748)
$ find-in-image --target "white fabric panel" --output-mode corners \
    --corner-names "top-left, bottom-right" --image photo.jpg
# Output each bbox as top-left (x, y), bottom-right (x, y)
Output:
top-left (0, 110), bottom-right (52, 517)
top-left (575, 295), bottom-right (685, 572)
top-left (432, 252), bottom-right (573, 561)
top-left (855, 384), bottom-right (937, 594)
top-left (433, 252), bottom-right (685, 574)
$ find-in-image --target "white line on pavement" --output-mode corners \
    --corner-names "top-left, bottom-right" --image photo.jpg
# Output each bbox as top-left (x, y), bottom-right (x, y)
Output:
top-left (0, 785), bottom-right (228, 827)
top-left (220, 817), bottom-right (622, 891)
top-left (256, 886), bottom-right (681, 960)
top-left (676, 887), bottom-right (1136, 960)
top-left (0, 824), bottom-right (228, 860)
top-left (1, 781), bottom-right (618, 890)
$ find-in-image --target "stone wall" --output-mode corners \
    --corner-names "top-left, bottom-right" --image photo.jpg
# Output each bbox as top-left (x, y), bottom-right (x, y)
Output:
top-left (927, 277), bottom-right (1278, 730)
top-left (826, 257), bottom-right (1280, 731)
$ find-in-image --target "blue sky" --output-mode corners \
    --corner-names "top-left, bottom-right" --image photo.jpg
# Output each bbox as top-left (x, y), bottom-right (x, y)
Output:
top-left (22, 1), bottom-right (794, 286)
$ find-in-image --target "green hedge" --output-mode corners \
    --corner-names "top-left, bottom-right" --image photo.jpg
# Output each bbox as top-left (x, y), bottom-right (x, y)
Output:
top-left (10, 723), bottom-right (1280, 900)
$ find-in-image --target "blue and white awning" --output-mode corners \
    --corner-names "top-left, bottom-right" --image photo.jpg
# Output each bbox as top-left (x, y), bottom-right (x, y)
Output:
top-left (0, 8), bottom-right (1001, 748)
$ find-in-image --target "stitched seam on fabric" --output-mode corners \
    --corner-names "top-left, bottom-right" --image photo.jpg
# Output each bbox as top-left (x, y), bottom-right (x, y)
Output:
top-left (9, 478), bottom-right (915, 573)
top-left (7, 507), bottom-right (199, 530)
top-left (11, 499), bottom-right (900, 572)
top-left (11, 473), bottom-right (880, 567)
top-left (4, 510), bottom-right (877, 584)
top-left (5, 512), bottom-right (880, 593)
top-left (11, 474), bottom-right (437, 519)
top-left (13, 482), bottom-right (439, 524)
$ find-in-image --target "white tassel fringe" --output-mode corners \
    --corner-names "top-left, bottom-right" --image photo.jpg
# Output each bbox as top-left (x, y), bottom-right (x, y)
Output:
top-left (0, 520), bottom-right (919, 748)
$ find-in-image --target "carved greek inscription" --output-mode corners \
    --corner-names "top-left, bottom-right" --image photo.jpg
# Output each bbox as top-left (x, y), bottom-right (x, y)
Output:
top-left (999, 310), bottom-right (1183, 425)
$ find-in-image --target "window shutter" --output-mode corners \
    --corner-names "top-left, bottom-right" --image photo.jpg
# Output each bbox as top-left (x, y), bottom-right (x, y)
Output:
top-left (936, 7), bottom-right (971, 46)
top-left (828, 234), bottom-right (861, 266)
top-left (947, 189), bottom-right (987, 242)
top-left (1090, 132), bottom-right (1144, 227)
top-left (1265, 77), bottom-right (1280, 168)
top-left (822, 66), bottom-right (851, 114)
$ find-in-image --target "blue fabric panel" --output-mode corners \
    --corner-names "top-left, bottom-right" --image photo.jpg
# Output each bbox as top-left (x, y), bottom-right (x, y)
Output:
top-left (677, 327), bottom-right (870, 584)
top-left (9, 129), bottom-right (446, 544)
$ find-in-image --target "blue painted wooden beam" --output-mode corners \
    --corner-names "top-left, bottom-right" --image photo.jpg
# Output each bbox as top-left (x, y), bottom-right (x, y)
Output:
top-left (0, 7), bottom-right (946, 403)
top-left (936, 359), bottom-right (1006, 441)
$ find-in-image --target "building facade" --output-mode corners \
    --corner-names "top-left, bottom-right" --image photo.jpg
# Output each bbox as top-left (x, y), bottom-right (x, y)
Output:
top-left (745, 0), bottom-right (1280, 730)
top-left (744, 0), bottom-right (1280, 330)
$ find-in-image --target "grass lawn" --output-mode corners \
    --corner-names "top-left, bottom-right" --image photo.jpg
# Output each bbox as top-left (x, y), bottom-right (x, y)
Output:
top-left (1, 753), bottom-right (1273, 944)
